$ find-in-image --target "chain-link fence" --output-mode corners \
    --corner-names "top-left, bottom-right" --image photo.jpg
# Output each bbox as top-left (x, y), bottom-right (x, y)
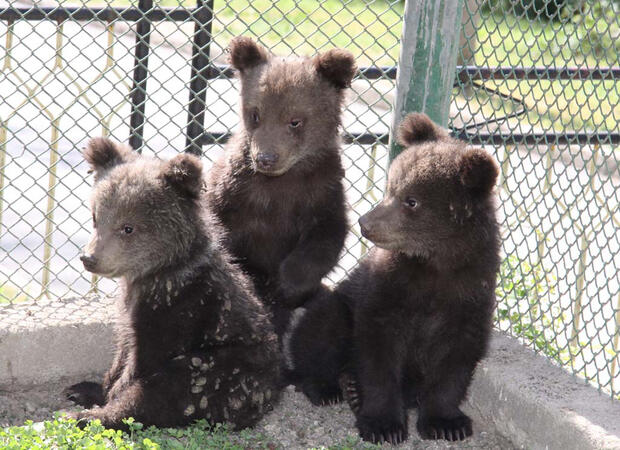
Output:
top-left (452, 0), bottom-right (619, 400)
top-left (0, 0), bottom-right (618, 399)
top-left (0, 0), bottom-right (402, 302)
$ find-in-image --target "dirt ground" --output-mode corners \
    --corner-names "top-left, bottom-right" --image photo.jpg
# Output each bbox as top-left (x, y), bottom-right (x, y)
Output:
top-left (1, 377), bottom-right (515, 449)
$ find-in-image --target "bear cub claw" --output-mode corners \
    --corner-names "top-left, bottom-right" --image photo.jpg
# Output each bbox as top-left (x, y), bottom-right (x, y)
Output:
top-left (356, 413), bottom-right (408, 445)
top-left (319, 394), bottom-right (343, 407)
top-left (416, 413), bottom-right (473, 441)
top-left (298, 380), bottom-right (342, 406)
top-left (338, 372), bottom-right (361, 414)
top-left (65, 381), bottom-right (105, 409)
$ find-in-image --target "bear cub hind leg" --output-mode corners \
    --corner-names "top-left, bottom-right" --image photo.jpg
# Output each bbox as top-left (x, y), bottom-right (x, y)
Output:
top-left (285, 288), bottom-right (352, 406)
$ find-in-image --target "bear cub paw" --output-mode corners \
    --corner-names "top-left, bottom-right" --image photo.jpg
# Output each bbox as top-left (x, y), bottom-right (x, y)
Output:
top-left (65, 381), bottom-right (105, 409)
top-left (62, 409), bottom-right (97, 429)
top-left (416, 413), bottom-right (472, 441)
top-left (298, 379), bottom-right (342, 406)
top-left (356, 412), bottom-right (408, 445)
top-left (277, 260), bottom-right (319, 304)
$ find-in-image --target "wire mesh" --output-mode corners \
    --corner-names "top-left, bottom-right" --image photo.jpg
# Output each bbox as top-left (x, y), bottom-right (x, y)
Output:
top-left (0, 0), bottom-right (618, 399)
top-left (453, 0), bottom-right (620, 398)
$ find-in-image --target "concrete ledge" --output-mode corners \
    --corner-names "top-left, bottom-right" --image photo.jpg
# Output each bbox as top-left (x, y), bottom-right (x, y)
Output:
top-left (468, 332), bottom-right (620, 450)
top-left (0, 295), bottom-right (115, 386)
top-left (1, 298), bottom-right (619, 449)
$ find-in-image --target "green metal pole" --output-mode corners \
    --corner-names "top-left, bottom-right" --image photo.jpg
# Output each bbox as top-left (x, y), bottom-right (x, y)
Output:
top-left (390, 0), bottom-right (464, 162)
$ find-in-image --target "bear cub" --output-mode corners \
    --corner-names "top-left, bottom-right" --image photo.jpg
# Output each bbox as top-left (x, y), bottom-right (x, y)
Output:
top-left (288, 113), bottom-right (500, 444)
top-left (66, 138), bottom-right (280, 430)
top-left (206, 37), bottom-right (355, 336)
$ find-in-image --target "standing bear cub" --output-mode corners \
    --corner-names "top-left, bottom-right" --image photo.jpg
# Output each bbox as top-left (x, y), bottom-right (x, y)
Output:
top-left (288, 113), bottom-right (500, 444)
top-left (206, 37), bottom-right (355, 336)
top-left (66, 138), bottom-right (280, 430)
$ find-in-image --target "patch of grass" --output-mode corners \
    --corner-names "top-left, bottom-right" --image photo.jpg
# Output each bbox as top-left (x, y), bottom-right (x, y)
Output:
top-left (476, 9), bottom-right (618, 67)
top-left (1, 414), bottom-right (382, 449)
top-left (320, 434), bottom-right (380, 449)
top-left (473, 10), bottom-right (619, 132)
top-left (57, 0), bottom-right (199, 7)
top-left (0, 415), bottom-right (276, 449)
top-left (211, 0), bottom-right (403, 66)
top-left (56, 0), bottom-right (404, 66)
top-left (454, 76), bottom-right (619, 134)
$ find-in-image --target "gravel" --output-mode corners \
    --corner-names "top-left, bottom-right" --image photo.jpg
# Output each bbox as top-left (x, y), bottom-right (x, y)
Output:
top-left (0, 377), bottom-right (81, 427)
top-left (1, 377), bottom-right (514, 449)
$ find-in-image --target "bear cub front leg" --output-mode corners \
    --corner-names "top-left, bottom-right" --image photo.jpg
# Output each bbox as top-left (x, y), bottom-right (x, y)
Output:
top-left (414, 366), bottom-right (475, 441)
top-left (285, 288), bottom-right (352, 405)
top-left (349, 376), bottom-right (408, 445)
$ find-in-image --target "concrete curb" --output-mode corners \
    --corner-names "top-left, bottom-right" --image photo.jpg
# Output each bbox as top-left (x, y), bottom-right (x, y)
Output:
top-left (0, 296), bottom-right (115, 386)
top-left (467, 333), bottom-right (620, 450)
top-left (1, 297), bottom-right (619, 449)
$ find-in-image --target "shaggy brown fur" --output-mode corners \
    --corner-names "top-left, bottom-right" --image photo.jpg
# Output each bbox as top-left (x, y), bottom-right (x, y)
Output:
top-left (288, 113), bottom-right (501, 444)
top-left (206, 37), bottom-right (355, 336)
top-left (65, 138), bottom-right (280, 430)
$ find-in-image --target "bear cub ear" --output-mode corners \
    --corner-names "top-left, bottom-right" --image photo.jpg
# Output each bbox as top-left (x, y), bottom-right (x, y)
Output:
top-left (161, 153), bottom-right (204, 198)
top-left (397, 112), bottom-right (447, 146)
top-left (459, 148), bottom-right (499, 195)
top-left (313, 48), bottom-right (357, 89)
top-left (83, 137), bottom-right (133, 179)
top-left (229, 36), bottom-right (269, 73)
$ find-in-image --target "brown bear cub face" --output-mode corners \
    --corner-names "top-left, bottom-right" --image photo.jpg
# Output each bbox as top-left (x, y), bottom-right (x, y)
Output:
top-left (81, 138), bottom-right (203, 280)
top-left (67, 138), bottom-right (280, 431)
top-left (287, 113), bottom-right (500, 444)
top-left (230, 36), bottom-right (356, 176)
top-left (359, 113), bottom-right (499, 266)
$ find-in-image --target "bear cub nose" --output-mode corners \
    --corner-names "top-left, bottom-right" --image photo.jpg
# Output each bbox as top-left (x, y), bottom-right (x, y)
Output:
top-left (80, 254), bottom-right (97, 270)
top-left (256, 152), bottom-right (279, 169)
top-left (358, 216), bottom-right (371, 239)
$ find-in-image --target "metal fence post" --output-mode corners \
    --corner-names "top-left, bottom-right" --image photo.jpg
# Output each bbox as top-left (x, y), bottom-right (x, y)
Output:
top-left (390, 0), bottom-right (464, 162)
top-left (128, 0), bottom-right (153, 152)
top-left (185, 0), bottom-right (214, 156)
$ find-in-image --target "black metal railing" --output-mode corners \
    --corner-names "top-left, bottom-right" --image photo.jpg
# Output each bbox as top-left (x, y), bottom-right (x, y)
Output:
top-left (1, 4), bottom-right (617, 149)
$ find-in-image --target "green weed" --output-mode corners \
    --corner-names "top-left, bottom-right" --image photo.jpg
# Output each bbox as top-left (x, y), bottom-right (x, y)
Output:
top-left (0, 414), bottom-right (275, 449)
top-left (496, 254), bottom-right (569, 364)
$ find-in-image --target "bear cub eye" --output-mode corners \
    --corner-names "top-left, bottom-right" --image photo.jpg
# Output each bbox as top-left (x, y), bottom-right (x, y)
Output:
top-left (251, 110), bottom-right (260, 126)
top-left (92, 214), bottom-right (97, 228)
top-left (404, 197), bottom-right (418, 208)
top-left (123, 225), bottom-right (134, 234)
top-left (289, 119), bottom-right (302, 129)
